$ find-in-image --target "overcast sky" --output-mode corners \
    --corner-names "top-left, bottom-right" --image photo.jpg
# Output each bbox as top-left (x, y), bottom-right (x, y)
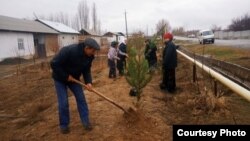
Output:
top-left (0, 0), bottom-right (250, 35)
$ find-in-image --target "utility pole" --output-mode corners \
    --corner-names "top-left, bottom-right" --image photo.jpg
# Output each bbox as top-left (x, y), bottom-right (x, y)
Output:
top-left (146, 25), bottom-right (148, 36)
top-left (125, 10), bottom-right (128, 39)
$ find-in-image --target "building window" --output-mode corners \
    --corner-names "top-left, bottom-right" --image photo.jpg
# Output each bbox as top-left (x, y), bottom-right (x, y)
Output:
top-left (17, 38), bottom-right (24, 50)
top-left (72, 36), bottom-right (74, 40)
top-left (62, 36), bottom-right (65, 39)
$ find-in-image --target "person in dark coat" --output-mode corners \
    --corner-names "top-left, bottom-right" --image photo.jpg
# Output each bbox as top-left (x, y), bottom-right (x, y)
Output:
top-left (50, 38), bottom-right (100, 134)
top-left (160, 33), bottom-right (177, 93)
top-left (117, 38), bottom-right (128, 76)
top-left (144, 39), bottom-right (157, 70)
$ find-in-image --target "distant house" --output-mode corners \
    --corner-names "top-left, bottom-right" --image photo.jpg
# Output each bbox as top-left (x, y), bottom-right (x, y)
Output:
top-left (0, 15), bottom-right (59, 61)
top-left (103, 32), bottom-right (126, 44)
top-left (37, 19), bottom-right (79, 54)
top-left (79, 29), bottom-right (102, 45)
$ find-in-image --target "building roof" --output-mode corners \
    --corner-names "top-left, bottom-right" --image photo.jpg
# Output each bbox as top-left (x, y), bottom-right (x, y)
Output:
top-left (0, 15), bottom-right (58, 34)
top-left (103, 32), bottom-right (125, 36)
top-left (79, 28), bottom-right (101, 36)
top-left (114, 32), bottom-right (125, 36)
top-left (37, 19), bottom-right (79, 34)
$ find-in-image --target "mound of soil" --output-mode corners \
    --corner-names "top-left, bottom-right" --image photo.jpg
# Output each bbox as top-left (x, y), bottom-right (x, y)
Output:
top-left (0, 57), bottom-right (29, 65)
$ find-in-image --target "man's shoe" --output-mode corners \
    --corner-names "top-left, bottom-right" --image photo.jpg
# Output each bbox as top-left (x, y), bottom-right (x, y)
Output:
top-left (84, 124), bottom-right (93, 131)
top-left (167, 89), bottom-right (176, 94)
top-left (60, 127), bottom-right (70, 134)
top-left (160, 83), bottom-right (167, 90)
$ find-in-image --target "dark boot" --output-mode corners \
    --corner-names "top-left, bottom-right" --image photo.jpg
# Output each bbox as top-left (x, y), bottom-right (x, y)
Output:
top-left (160, 83), bottom-right (167, 90)
top-left (60, 127), bottom-right (70, 134)
top-left (84, 123), bottom-right (93, 131)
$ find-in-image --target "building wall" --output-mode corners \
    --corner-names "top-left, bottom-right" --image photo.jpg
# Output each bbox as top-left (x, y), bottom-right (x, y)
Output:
top-left (0, 31), bottom-right (34, 61)
top-left (45, 34), bottom-right (59, 56)
top-left (214, 30), bottom-right (250, 39)
top-left (118, 36), bottom-right (126, 43)
top-left (58, 34), bottom-right (79, 49)
top-left (106, 35), bottom-right (117, 43)
top-left (100, 37), bottom-right (109, 46)
top-left (105, 35), bottom-right (126, 45)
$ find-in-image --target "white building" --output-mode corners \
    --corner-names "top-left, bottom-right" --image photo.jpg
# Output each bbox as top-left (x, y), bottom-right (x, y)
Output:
top-left (37, 19), bottom-right (79, 49)
top-left (103, 32), bottom-right (126, 44)
top-left (0, 15), bottom-right (58, 61)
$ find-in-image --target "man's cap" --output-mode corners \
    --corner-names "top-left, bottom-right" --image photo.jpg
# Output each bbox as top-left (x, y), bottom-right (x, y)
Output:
top-left (163, 33), bottom-right (173, 40)
top-left (85, 38), bottom-right (100, 50)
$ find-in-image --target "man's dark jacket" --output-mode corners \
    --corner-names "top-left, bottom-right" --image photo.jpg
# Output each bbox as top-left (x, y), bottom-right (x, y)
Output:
top-left (118, 43), bottom-right (127, 60)
top-left (162, 41), bottom-right (177, 69)
top-left (50, 42), bottom-right (94, 84)
top-left (145, 42), bottom-right (157, 61)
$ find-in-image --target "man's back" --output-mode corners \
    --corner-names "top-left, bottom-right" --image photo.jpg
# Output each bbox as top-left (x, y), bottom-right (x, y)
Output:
top-left (162, 41), bottom-right (177, 69)
top-left (118, 43), bottom-right (127, 60)
top-left (50, 43), bottom-right (94, 83)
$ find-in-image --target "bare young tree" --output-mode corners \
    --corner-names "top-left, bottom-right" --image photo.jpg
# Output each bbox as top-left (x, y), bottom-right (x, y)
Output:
top-left (26, 37), bottom-right (36, 65)
top-left (39, 12), bottom-right (71, 27)
top-left (11, 47), bottom-right (22, 76)
top-left (172, 27), bottom-right (185, 36)
top-left (58, 12), bottom-right (70, 26)
top-left (156, 19), bottom-right (171, 38)
top-left (211, 24), bottom-right (222, 32)
top-left (92, 2), bottom-right (97, 32)
top-left (36, 0), bottom-right (103, 32)
top-left (78, 0), bottom-right (90, 29)
top-left (71, 14), bottom-right (81, 31)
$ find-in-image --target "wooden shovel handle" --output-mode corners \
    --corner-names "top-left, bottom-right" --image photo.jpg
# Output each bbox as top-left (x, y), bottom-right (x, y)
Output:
top-left (71, 78), bottom-right (127, 113)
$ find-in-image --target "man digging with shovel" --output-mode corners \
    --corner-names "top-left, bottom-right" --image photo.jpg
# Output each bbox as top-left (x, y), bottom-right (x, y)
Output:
top-left (51, 38), bottom-right (100, 134)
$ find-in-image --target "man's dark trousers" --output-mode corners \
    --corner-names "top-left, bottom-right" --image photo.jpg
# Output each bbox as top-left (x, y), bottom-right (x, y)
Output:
top-left (117, 59), bottom-right (126, 75)
top-left (108, 59), bottom-right (116, 78)
top-left (162, 69), bottom-right (176, 92)
top-left (54, 80), bottom-right (90, 129)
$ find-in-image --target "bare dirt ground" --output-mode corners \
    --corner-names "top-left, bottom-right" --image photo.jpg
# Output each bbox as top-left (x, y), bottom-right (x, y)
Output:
top-left (0, 55), bottom-right (250, 141)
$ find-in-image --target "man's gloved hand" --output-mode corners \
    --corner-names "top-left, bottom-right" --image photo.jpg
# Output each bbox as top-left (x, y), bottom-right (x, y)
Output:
top-left (68, 75), bottom-right (74, 82)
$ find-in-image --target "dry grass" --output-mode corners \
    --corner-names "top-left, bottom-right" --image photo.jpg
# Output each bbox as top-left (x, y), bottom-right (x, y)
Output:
top-left (175, 40), bottom-right (250, 68)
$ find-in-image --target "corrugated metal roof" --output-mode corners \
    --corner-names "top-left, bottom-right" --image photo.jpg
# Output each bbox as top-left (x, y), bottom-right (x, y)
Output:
top-left (0, 15), bottom-right (58, 34)
top-left (37, 19), bottom-right (79, 34)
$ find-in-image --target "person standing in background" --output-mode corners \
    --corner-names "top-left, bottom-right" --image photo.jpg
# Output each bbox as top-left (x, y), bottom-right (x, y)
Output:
top-left (144, 39), bottom-right (157, 71)
top-left (160, 33), bottom-right (177, 93)
top-left (117, 38), bottom-right (128, 76)
top-left (107, 41), bottom-right (120, 79)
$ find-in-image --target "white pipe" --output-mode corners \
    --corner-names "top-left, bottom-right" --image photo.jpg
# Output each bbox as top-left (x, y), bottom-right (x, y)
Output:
top-left (177, 50), bottom-right (250, 102)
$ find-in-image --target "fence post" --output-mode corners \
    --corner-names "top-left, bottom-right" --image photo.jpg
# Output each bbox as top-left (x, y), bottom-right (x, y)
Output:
top-left (193, 64), bottom-right (196, 82)
top-left (193, 53), bottom-right (196, 82)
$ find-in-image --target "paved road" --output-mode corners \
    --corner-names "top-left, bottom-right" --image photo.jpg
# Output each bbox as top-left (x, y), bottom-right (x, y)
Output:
top-left (175, 36), bottom-right (250, 48)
